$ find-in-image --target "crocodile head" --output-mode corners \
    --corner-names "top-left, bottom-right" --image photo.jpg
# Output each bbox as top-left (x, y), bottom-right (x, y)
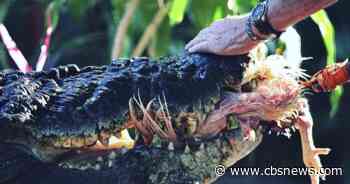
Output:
top-left (0, 53), bottom-right (305, 174)
top-left (0, 53), bottom-right (249, 163)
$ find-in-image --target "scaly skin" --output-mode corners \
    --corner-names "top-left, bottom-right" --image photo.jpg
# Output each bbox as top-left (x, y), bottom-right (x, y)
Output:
top-left (0, 52), bottom-right (329, 184)
top-left (0, 129), bottom-right (263, 184)
top-left (0, 52), bottom-right (255, 184)
top-left (0, 53), bottom-right (247, 150)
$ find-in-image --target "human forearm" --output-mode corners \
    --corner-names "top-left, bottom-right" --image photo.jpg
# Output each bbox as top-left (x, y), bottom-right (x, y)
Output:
top-left (268, 0), bottom-right (337, 31)
top-left (186, 0), bottom-right (338, 55)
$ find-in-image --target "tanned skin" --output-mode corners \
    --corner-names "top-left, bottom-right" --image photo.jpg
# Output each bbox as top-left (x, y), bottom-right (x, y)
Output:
top-left (185, 0), bottom-right (338, 55)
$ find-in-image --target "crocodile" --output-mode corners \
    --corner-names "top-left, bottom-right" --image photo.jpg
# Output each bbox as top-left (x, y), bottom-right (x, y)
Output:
top-left (0, 51), bottom-right (329, 184)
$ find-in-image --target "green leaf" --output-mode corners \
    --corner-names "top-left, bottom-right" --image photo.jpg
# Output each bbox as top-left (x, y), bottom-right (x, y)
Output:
top-left (46, 0), bottom-right (63, 31)
top-left (190, 0), bottom-right (230, 28)
top-left (67, 0), bottom-right (98, 20)
top-left (154, 18), bottom-right (171, 56)
top-left (311, 10), bottom-right (336, 66)
top-left (169, 0), bottom-right (188, 25)
top-left (0, 0), bottom-right (10, 22)
top-left (0, 0), bottom-right (10, 70)
top-left (311, 10), bottom-right (340, 118)
top-left (228, 0), bottom-right (258, 15)
top-left (330, 86), bottom-right (343, 118)
top-left (212, 6), bottom-right (224, 21)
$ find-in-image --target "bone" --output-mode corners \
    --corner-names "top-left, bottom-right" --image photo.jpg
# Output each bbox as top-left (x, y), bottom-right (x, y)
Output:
top-left (157, 96), bottom-right (177, 142)
top-left (133, 93), bottom-right (176, 142)
top-left (129, 98), bottom-right (153, 144)
top-left (296, 103), bottom-right (330, 184)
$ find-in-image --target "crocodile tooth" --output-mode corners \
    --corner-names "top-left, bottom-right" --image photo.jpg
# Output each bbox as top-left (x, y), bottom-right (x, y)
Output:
top-left (168, 142), bottom-right (174, 150)
top-left (94, 164), bottom-right (101, 170)
top-left (184, 145), bottom-right (191, 154)
top-left (108, 151), bottom-right (117, 160)
top-left (97, 156), bottom-right (103, 162)
top-left (291, 126), bottom-right (296, 132)
top-left (62, 138), bottom-right (72, 148)
top-left (199, 143), bottom-right (205, 150)
top-left (108, 160), bottom-right (113, 168)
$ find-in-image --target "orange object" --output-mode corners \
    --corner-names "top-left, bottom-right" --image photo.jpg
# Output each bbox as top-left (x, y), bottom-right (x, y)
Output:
top-left (302, 61), bottom-right (350, 93)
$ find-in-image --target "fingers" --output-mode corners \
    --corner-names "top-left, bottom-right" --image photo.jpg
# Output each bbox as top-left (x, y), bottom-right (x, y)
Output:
top-left (187, 41), bottom-right (210, 53)
top-left (185, 34), bottom-right (209, 51)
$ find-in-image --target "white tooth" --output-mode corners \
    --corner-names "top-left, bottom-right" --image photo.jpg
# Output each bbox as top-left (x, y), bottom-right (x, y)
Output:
top-left (199, 143), bottom-right (205, 150)
top-left (97, 156), bottom-right (103, 162)
top-left (291, 126), bottom-right (296, 132)
top-left (108, 160), bottom-right (113, 168)
top-left (184, 145), bottom-right (191, 154)
top-left (109, 151), bottom-right (117, 159)
top-left (95, 164), bottom-right (101, 170)
top-left (168, 143), bottom-right (174, 150)
top-left (276, 121), bottom-right (283, 128)
top-left (81, 164), bottom-right (89, 170)
top-left (285, 132), bottom-right (291, 139)
top-left (86, 163), bottom-right (92, 169)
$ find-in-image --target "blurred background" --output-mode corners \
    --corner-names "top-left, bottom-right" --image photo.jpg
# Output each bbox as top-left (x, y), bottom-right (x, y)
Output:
top-left (0, 0), bottom-right (349, 183)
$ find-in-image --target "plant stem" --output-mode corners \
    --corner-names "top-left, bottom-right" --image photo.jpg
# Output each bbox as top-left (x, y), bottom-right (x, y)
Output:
top-left (111, 0), bottom-right (140, 59)
top-left (132, 3), bottom-right (169, 57)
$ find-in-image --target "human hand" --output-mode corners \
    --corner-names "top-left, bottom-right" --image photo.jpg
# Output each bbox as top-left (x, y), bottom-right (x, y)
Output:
top-left (185, 16), bottom-right (260, 55)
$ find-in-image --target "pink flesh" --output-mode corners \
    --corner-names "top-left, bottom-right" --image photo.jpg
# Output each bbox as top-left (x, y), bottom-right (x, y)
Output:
top-left (194, 92), bottom-right (261, 138)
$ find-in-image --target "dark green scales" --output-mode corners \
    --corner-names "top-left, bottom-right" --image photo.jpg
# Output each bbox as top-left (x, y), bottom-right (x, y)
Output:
top-left (0, 53), bottom-right (246, 142)
top-left (0, 52), bottom-right (262, 184)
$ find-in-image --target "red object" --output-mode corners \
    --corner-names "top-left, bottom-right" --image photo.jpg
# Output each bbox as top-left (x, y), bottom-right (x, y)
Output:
top-left (302, 61), bottom-right (350, 92)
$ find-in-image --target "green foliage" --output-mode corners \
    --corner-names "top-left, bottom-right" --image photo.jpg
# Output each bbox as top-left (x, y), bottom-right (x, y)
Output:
top-left (0, 0), bottom-right (10, 22)
top-left (190, 0), bottom-right (229, 28)
top-left (311, 10), bottom-right (336, 66)
top-left (228, 0), bottom-right (258, 14)
top-left (0, 0), bottom-right (11, 70)
top-left (169, 0), bottom-right (188, 25)
top-left (66, 0), bottom-right (99, 20)
top-left (47, 0), bottom-right (63, 30)
top-left (311, 10), bottom-right (340, 118)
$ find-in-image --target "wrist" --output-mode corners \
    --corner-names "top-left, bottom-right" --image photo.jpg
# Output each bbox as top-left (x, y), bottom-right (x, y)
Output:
top-left (246, 0), bottom-right (283, 41)
top-left (242, 16), bottom-right (261, 43)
